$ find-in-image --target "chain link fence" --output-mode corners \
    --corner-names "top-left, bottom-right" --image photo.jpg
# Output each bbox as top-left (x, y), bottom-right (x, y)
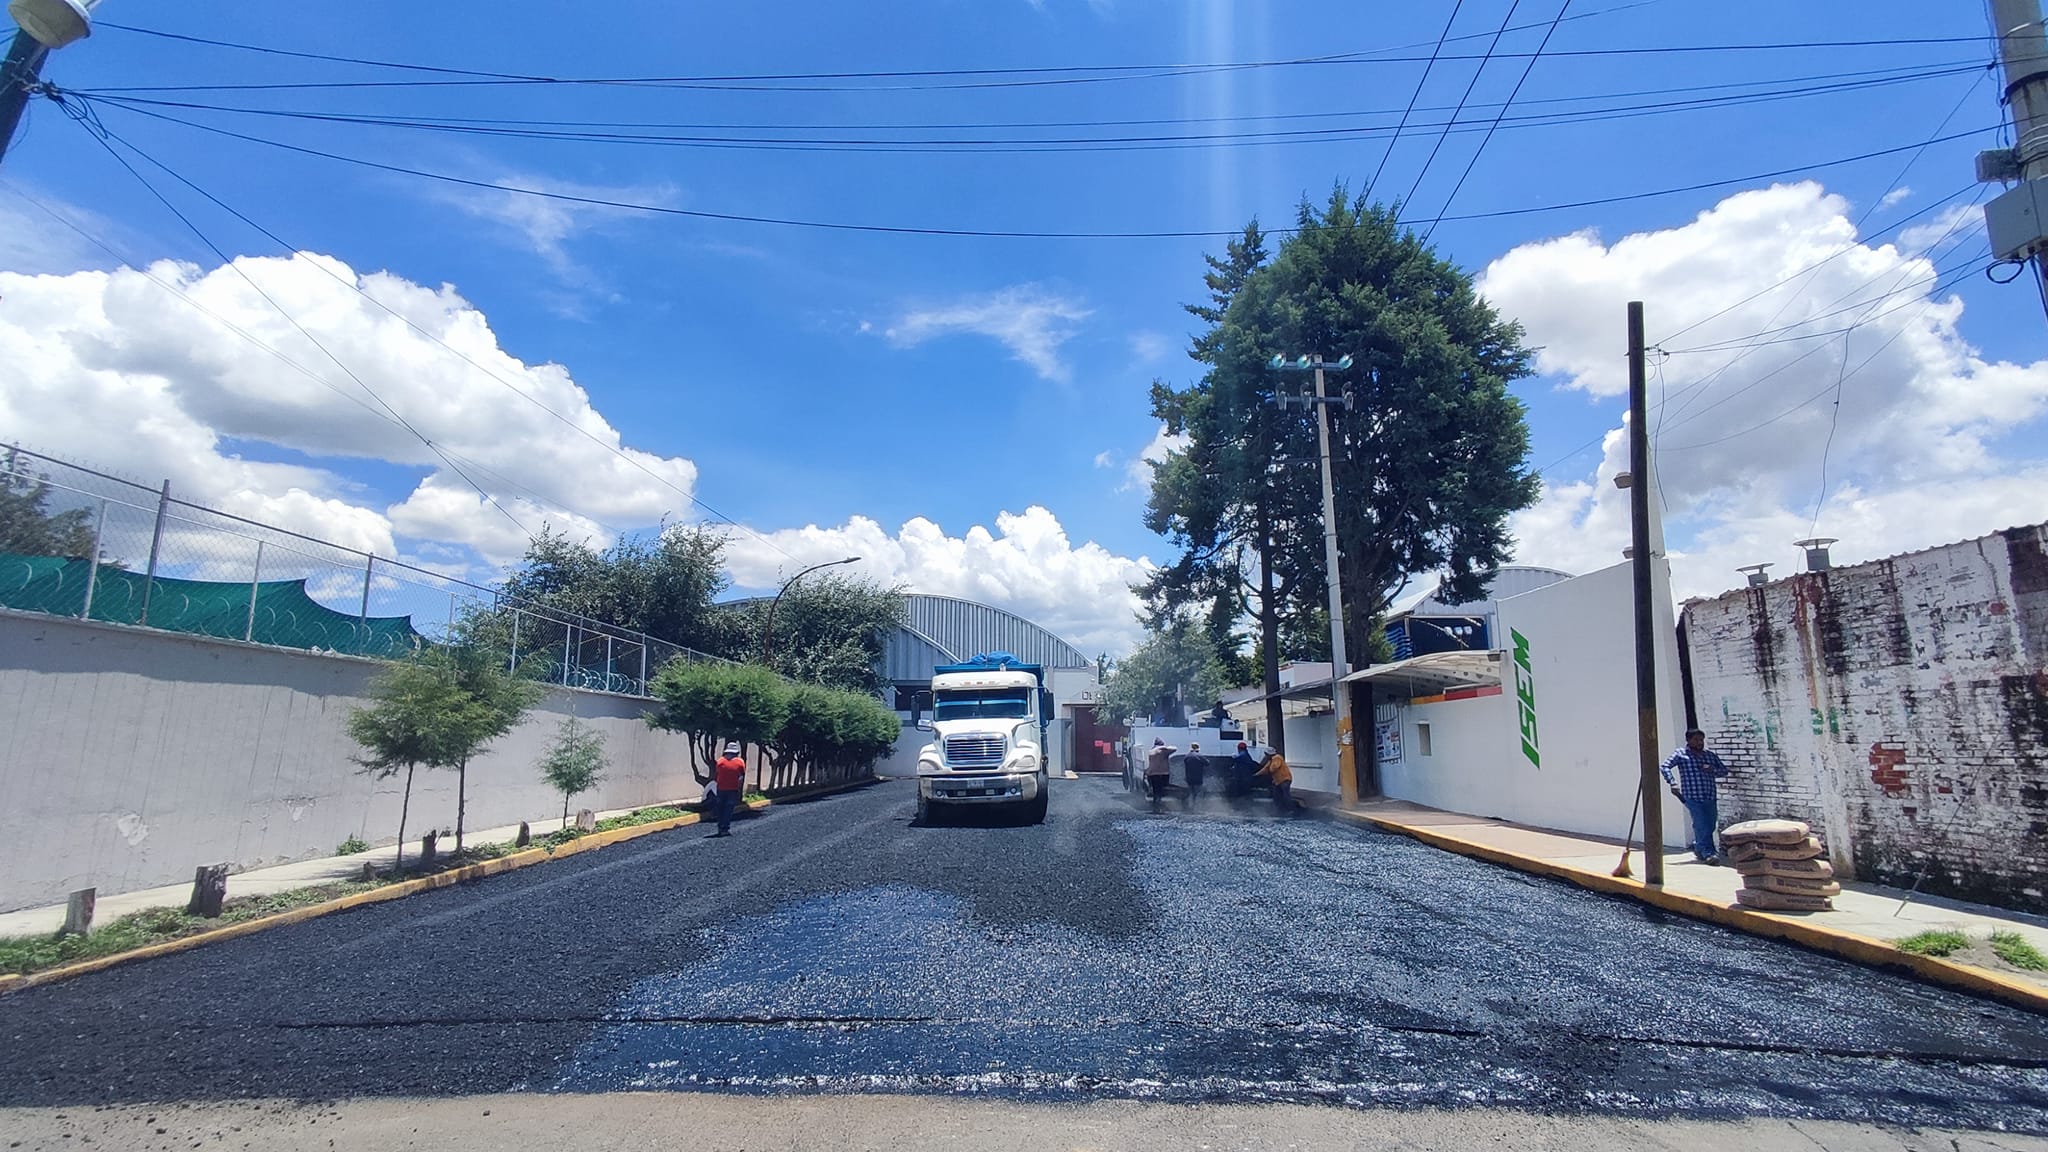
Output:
top-left (0, 444), bottom-right (723, 696)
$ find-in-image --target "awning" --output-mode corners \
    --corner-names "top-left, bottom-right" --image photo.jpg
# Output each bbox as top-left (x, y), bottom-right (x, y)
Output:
top-left (1340, 650), bottom-right (1503, 698)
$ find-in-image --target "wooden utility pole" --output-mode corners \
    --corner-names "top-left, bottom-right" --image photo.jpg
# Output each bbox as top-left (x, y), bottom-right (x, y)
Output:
top-left (1627, 301), bottom-right (1664, 885)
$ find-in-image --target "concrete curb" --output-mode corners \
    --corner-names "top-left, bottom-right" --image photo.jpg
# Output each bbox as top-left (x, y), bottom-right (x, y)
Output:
top-left (0, 776), bottom-right (880, 996)
top-left (1335, 809), bottom-right (2048, 1017)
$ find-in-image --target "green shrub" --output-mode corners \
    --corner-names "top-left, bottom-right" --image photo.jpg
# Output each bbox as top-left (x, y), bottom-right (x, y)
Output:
top-left (336, 835), bottom-right (370, 856)
top-left (0, 882), bottom-right (378, 976)
top-left (1894, 929), bottom-right (1970, 958)
top-left (1990, 930), bottom-right (2048, 972)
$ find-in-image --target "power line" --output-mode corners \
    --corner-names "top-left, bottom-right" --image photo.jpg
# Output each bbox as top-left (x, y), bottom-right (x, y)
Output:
top-left (79, 34), bottom-right (1995, 95)
top-left (1397, 0), bottom-right (1525, 215)
top-left (66, 58), bottom-right (1969, 137)
top-left (51, 97), bottom-right (540, 546)
top-left (72, 95), bottom-right (2001, 240)
top-left (1365, 0), bottom-right (1466, 199)
top-left (1421, 0), bottom-right (1576, 243)
top-left (71, 63), bottom-right (1983, 155)
top-left (60, 99), bottom-right (799, 564)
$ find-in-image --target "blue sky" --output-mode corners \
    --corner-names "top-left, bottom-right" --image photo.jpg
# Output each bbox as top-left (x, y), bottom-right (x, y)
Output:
top-left (2, 0), bottom-right (2043, 655)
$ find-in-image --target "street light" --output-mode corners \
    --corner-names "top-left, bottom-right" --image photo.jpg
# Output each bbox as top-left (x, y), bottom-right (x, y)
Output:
top-left (1271, 351), bottom-right (1360, 804)
top-left (2, 0), bottom-right (101, 166)
top-left (760, 556), bottom-right (861, 671)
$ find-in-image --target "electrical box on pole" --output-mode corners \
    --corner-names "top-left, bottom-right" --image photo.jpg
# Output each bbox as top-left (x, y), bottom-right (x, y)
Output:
top-left (1982, 0), bottom-right (2048, 313)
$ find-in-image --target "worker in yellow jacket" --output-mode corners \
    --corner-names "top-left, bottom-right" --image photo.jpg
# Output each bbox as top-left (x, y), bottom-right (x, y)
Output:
top-left (1254, 749), bottom-right (1298, 815)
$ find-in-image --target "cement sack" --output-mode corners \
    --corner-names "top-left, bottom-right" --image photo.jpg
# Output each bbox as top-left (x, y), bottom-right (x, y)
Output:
top-left (1732, 856), bottom-right (1835, 879)
top-left (1735, 887), bottom-right (1833, 911)
top-left (1720, 818), bottom-right (1812, 846)
top-left (1746, 874), bottom-right (1843, 897)
top-left (1725, 836), bottom-right (1826, 863)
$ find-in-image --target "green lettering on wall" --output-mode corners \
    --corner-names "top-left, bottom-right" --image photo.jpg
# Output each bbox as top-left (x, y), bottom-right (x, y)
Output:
top-left (1510, 628), bottom-right (1540, 768)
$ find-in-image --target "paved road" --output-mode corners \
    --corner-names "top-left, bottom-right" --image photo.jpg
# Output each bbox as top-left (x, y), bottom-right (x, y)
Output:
top-left (2, 777), bottom-right (2046, 1135)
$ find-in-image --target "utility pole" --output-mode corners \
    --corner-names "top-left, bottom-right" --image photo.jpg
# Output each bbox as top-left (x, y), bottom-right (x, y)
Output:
top-left (0, 0), bottom-right (101, 166)
top-left (1981, 0), bottom-right (2048, 319)
top-left (1625, 302), bottom-right (1665, 886)
top-left (1271, 352), bottom-right (1360, 804)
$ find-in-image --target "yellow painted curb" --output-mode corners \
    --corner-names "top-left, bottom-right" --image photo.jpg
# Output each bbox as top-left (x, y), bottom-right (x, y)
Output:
top-left (1, 776), bottom-right (879, 995)
top-left (1336, 809), bottom-right (2048, 1017)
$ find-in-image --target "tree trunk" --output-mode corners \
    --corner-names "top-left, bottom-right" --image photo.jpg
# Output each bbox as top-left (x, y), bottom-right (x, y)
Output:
top-left (1257, 495), bottom-right (1286, 755)
top-left (562, 793), bottom-right (570, 826)
top-left (395, 762), bottom-right (416, 874)
top-left (455, 755), bottom-right (468, 854)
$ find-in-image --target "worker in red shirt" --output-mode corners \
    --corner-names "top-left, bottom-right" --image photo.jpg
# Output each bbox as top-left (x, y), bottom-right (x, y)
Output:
top-left (710, 742), bottom-right (747, 837)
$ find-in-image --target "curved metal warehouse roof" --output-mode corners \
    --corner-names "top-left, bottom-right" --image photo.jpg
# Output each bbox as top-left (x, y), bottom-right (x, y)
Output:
top-left (884, 594), bottom-right (1091, 682)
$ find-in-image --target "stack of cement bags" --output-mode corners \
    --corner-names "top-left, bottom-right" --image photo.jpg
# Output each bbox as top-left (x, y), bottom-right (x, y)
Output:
top-left (1723, 819), bottom-right (1838, 911)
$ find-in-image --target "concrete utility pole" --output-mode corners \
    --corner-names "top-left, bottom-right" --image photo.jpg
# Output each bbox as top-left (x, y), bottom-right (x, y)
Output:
top-left (0, 0), bottom-right (100, 166)
top-left (1625, 302), bottom-right (1665, 886)
top-left (1981, 0), bottom-right (2048, 318)
top-left (1271, 352), bottom-right (1360, 804)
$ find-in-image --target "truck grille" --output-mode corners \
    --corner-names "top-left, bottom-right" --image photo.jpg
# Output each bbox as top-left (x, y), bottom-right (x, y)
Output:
top-left (944, 734), bottom-right (1006, 768)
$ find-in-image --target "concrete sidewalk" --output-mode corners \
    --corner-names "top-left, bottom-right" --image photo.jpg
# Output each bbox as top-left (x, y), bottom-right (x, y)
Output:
top-left (0, 798), bottom-right (692, 939)
top-left (1347, 798), bottom-right (2048, 996)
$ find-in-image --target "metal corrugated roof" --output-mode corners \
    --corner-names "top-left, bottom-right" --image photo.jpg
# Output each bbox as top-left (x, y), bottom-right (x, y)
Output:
top-left (1340, 651), bottom-right (1503, 695)
top-left (883, 594), bottom-right (1090, 682)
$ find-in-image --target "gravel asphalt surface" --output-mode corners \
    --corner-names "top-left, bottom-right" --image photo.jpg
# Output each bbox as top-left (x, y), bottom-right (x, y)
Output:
top-left (2, 776), bottom-right (2046, 1131)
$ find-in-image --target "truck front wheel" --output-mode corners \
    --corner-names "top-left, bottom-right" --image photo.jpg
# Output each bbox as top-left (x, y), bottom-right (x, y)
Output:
top-left (1025, 788), bottom-right (1048, 825)
top-left (917, 791), bottom-right (942, 826)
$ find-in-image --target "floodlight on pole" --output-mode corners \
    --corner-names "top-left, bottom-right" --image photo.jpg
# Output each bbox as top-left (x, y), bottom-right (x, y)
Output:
top-left (2, 0), bottom-right (102, 167)
top-left (760, 556), bottom-right (862, 671)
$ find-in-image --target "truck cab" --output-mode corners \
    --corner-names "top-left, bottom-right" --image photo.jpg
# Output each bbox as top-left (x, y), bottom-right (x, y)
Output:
top-left (913, 654), bottom-right (1051, 824)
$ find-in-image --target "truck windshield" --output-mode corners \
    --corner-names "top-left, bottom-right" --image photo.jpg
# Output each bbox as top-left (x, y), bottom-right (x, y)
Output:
top-left (932, 688), bottom-right (1032, 722)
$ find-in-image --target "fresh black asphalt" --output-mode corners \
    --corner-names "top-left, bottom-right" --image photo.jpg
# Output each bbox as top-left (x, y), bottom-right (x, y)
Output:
top-left (2, 776), bottom-right (2046, 1129)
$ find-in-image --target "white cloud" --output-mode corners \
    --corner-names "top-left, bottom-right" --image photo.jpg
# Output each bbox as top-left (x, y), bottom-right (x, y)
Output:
top-left (1123, 423), bottom-right (1189, 493)
top-left (1482, 181), bottom-right (2048, 600)
top-left (722, 507), bottom-right (1153, 656)
top-left (1877, 186), bottom-right (1913, 211)
top-left (0, 189), bottom-right (122, 276)
top-left (0, 250), bottom-right (697, 568)
top-left (1129, 330), bottom-right (1172, 362)
top-left (1898, 202), bottom-right (1985, 255)
top-left (1093, 450), bottom-right (1116, 468)
top-left (440, 174), bottom-right (677, 293)
top-left (883, 286), bottom-right (1091, 381)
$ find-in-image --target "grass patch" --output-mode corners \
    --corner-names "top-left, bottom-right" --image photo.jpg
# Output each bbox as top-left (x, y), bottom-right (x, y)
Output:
top-left (1990, 930), bottom-right (2048, 972)
top-left (1894, 929), bottom-right (1971, 958)
top-left (0, 881), bottom-right (380, 977)
top-left (335, 835), bottom-right (369, 856)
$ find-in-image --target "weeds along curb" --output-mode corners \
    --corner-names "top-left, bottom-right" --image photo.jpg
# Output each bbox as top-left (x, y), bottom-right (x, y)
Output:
top-left (0, 776), bottom-right (881, 996)
top-left (1335, 809), bottom-right (2048, 1018)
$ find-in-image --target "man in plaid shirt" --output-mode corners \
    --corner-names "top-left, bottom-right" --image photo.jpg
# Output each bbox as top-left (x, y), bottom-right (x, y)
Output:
top-left (1661, 728), bottom-right (1730, 863)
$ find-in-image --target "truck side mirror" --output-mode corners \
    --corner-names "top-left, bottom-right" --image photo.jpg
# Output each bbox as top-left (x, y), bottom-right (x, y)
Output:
top-left (912, 690), bottom-right (932, 731)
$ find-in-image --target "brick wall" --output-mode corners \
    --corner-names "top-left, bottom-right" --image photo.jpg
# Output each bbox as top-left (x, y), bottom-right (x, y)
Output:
top-left (1680, 525), bottom-right (2048, 913)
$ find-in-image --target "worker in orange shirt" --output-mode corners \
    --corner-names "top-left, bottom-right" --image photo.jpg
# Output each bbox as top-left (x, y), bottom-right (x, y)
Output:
top-left (1254, 747), bottom-right (1298, 815)
top-left (710, 742), bottom-right (748, 837)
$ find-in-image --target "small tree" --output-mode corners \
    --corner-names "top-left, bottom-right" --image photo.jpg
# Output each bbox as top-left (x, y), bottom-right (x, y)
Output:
top-left (646, 660), bottom-right (790, 790)
top-left (442, 621), bottom-right (546, 852)
top-left (538, 717), bottom-right (608, 824)
top-left (346, 656), bottom-right (486, 872)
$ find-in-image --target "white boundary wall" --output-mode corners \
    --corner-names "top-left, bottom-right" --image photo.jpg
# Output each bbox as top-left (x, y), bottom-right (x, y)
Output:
top-left (0, 611), bottom-right (710, 912)
top-left (1375, 560), bottom-right (1691, 845)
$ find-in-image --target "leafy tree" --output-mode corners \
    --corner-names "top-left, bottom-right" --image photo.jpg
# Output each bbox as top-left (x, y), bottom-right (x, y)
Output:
top-left (764, 682), bottom-right (902, 788)
top-left (440, 624), bottom-right (547, 851)
top-left (346, 654), bottom-right (492, 872)
top-left (1146, 189), bottom-right (1538, 711)
top-left (498, 523), bottom-right (732, 654)
top-left (0, 449), bottom-right (96, 558)
top-left (538, 717), bottom-right (608, 825)
top-left (717, 574), bottom-right (907, 694)
top-left (645, 660), bottom-right (791, 789)
top-left (1096, 617), bottom-right (1228, 728)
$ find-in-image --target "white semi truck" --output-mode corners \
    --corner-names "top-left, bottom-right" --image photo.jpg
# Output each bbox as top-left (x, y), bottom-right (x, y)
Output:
top-left (912, 653), bottom-right (1051, 825)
